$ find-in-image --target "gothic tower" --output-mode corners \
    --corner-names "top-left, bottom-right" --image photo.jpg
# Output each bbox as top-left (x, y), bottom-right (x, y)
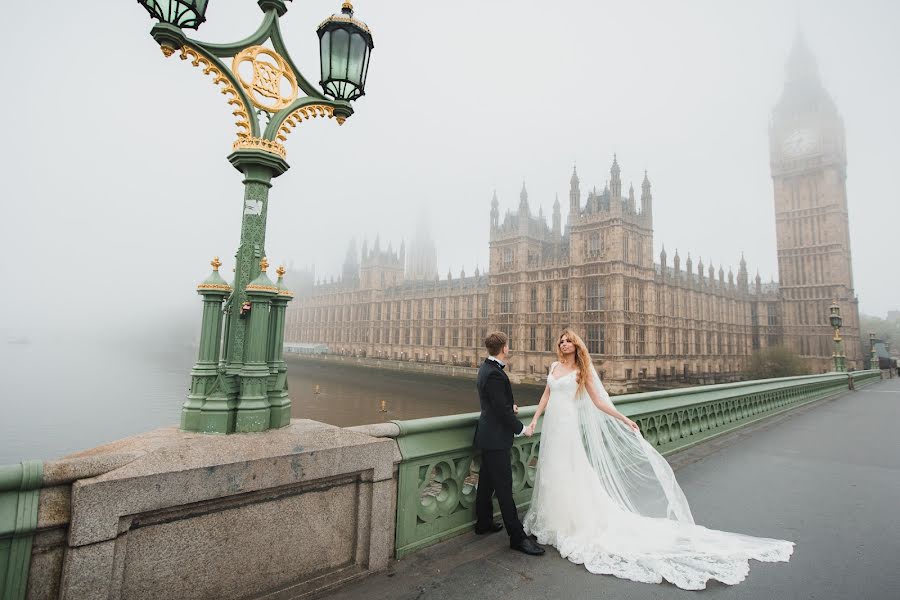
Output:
top-left (769, 33), bottom-right (860, 368)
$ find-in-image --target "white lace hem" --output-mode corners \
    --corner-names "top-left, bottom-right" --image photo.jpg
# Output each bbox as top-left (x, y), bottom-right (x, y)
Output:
top-left (523, 513), bottom-right (794, 591)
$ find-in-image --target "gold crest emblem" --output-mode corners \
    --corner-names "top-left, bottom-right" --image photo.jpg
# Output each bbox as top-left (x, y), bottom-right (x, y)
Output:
top-left (232, 46), bottom-right (299, 112)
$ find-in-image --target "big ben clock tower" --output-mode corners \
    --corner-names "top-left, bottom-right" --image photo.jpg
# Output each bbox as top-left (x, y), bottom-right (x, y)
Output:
top-left (770, 34), bottom-right (860, 370)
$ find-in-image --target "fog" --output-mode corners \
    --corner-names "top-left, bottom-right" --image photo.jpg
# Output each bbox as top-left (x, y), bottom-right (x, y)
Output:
top-left (1, 0), bottom-right (897, 346)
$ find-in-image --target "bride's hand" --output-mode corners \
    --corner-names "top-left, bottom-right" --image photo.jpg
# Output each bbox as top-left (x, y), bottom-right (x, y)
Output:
top-left (623, 417), bottom-right (639, 432)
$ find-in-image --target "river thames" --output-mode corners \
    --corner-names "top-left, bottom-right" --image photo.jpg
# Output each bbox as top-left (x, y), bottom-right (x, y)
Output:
top-left (0, 340), bottom-right (543, 464)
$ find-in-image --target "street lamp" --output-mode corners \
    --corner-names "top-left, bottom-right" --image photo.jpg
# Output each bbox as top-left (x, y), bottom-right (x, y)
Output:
top-left (134, 0), bottom-right (374, 434)
top-left (829, 300), bottom-right (846, 372)
top-left (869, 332), bottom-right (879, 371)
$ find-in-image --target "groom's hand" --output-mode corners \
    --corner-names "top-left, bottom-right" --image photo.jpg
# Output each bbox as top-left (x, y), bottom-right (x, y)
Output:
top-left (513, 404), bottom-right (519, 415)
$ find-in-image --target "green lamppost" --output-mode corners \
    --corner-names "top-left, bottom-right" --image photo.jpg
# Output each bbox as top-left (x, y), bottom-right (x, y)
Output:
top-left (134, 0), bottom-right (374, 433)
top-left (869, 332), bottom-right (879, 371)
top-left (829, 300), bottom-right (846, 373)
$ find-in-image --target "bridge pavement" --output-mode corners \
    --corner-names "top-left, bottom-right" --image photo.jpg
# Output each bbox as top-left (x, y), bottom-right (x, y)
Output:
top-left (324, 377), bottom-right (900, 600)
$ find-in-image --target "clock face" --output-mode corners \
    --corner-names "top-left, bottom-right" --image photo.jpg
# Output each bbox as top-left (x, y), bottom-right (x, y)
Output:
top-left (782, 129), bottom-right (818, 157)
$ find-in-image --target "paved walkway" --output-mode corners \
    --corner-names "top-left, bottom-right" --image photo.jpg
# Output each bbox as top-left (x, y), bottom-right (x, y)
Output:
top-left (326, 377), bottom-right (900, 600)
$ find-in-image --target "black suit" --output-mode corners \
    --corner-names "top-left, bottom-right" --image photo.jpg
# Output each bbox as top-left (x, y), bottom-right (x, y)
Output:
top-left (474, 357), bottom-right (525, 543)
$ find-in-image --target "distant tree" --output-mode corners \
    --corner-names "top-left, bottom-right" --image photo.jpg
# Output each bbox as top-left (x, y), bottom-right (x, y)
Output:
top-left (745, 346), bottom-right (810, 380)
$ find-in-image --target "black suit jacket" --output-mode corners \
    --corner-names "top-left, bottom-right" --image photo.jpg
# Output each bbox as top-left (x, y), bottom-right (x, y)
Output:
top-left (474, 358), bottom-right (524, 449)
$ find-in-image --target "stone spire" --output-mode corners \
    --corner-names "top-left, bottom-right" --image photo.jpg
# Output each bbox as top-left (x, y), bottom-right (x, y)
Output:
top-left (641, 170), bottom-right (653, 225)
top-left (738, 252), bottom-right (749, 292)
top-left (569, 165), bottom-right (580, 215)
top-left (627, 183), bottom-right (636, 213)
top-left (342, 238), bottom-right (359, 281)
top-left (673, 248), bottom-right (681, 274)
top-left (490, 190), bottom-right (499, 230)
top-left (552, 194), bottom-right (561, 236)
top-left (609, 154), bottom-right (622, 199)
top-left (519, 181), bottom-right (529, 214)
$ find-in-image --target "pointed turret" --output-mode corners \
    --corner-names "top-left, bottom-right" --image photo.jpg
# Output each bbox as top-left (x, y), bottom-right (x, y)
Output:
top-left (342, 238), bottom-right (359, 281)
top-left (685, 253), bottom-right (693, 282)
top-left (673, 249), bottom-right (681, 274)
top-left (728, 267), bottom-right (734, 288)
top-left (641, 170), bottom-right (653, 224)
top-left (519, 181), bottom-right (529, 214)
top-left (609, 154), bottom-right (622, 199)
top-left (738, 252), bottom-right (749, 292)
top-left (627, 183), bottom-right (636, 213)
top-left (718, 265), bottom-right (725, 284)
top-left (552, 194), bottom-right (561, 237)
top-left (490, 190), bottom-right (499, 230)
top-left (569, 165), bottom-right (580, 215)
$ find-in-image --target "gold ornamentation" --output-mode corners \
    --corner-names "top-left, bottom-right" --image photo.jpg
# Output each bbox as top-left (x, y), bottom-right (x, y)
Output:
top-left (278, 289), bottom-right (295, 297)
top-left (276, 104), bottom-right (335, 142)
top-left (231, 136), bottom-right (287, 159)
top-left (211, 256), bottom-right (222, 271)
top-left (246, 284), bottom-right (279, 293)
top-left (260, 257), bottom-right (269, 272)
top-left (178, 46), bottom-right (252, 140)
top-left (318, 14), bottom-right (372, 36)
top-left (197, 283), bottom-right (233, 292)
top-left (276, 265), bottom-right (286, 277)
top-left (161, 45), bottom-right (176, 57)
top-left (342, 1), bottom-right (354, 10)
top-left (232, 46), bottom-right (299, 112)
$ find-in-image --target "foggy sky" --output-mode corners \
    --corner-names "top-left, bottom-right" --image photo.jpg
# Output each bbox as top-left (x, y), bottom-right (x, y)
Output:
top-left (1, 0), bottom-right (897, 342)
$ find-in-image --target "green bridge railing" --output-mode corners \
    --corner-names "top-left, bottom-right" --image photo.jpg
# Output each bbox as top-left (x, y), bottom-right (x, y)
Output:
top-left (391, 370), bottom-right (883, 558)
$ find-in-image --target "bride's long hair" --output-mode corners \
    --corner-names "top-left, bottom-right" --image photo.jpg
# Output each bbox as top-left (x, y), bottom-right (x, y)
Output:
top-left (556, 328), bottom-right (592, 395)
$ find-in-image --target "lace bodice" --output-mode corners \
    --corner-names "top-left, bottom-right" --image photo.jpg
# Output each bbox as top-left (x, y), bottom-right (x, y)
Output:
top-left (546, 364), bottom-right (582, 424)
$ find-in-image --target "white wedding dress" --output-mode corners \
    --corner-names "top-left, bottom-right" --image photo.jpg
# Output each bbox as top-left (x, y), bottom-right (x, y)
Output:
top-left (522, 363), bottom-right (793, 590)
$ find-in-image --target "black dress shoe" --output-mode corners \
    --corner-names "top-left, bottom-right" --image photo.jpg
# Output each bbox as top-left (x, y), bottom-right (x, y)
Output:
top-left (510, 537), bottom-right (545, 556)
top-left (474, 522), bottom-right (504, 534)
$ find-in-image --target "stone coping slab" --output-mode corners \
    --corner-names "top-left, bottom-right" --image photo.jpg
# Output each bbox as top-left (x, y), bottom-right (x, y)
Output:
top-left (66, 419), bottom-right (400, 547)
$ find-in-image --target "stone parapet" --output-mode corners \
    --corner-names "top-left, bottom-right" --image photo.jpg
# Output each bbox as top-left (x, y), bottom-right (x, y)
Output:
top-left (6, 420), bottom-right (401, 600)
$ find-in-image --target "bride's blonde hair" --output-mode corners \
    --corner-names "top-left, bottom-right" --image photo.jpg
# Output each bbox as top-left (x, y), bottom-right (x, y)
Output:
top-left (556, 328), bottom-right (592, 395)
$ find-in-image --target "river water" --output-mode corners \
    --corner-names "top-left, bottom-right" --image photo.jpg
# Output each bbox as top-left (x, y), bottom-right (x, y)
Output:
top-left (0, 340), bottom-right (542, 464)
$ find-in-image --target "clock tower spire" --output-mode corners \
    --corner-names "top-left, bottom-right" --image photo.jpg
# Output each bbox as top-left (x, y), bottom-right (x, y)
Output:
top-left (769, 33), bottom-right (860, 370)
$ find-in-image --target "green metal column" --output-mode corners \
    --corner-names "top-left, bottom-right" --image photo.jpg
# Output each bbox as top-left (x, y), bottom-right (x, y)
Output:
top-left (182, 259), bottom-right (231, 431)
top-left (221, 149), bottom-right (289, 375)
top-left (0, 460), bottom-right (42, 600)
top-left (267, 267), bottom-right (294, 428)
top-left (869, 333), bottom-right (879, 371)
top-left (236, 262), bottom-right (279, 432)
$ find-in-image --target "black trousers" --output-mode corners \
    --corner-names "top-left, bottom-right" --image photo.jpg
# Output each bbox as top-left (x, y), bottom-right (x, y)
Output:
top-left (475, 448), bottom-right (525, 544)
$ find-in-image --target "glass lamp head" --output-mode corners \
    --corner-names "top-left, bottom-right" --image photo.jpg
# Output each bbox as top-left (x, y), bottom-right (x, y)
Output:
top-left (828, 301), bottom-right (842, 329)
top-left (137, 0), bottom-right (210, 29)
top-left (317, 2), bottom-right (374, 101)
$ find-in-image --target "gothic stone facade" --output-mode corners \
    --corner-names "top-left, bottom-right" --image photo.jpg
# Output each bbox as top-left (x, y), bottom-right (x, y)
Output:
top-left (284, 38), bottom-right (861, 390)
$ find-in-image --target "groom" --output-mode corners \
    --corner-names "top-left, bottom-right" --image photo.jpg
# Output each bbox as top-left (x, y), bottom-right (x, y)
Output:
top-left (474, 331), bottom-right (545, 556)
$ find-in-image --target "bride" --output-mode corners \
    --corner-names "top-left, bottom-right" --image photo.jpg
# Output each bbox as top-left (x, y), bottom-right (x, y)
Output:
top-left (520, 328), bottom-right (793, 590)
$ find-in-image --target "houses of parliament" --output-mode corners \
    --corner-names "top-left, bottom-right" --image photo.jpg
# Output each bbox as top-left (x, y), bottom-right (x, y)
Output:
top-left (284, 37), bottom-right (862, 391)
